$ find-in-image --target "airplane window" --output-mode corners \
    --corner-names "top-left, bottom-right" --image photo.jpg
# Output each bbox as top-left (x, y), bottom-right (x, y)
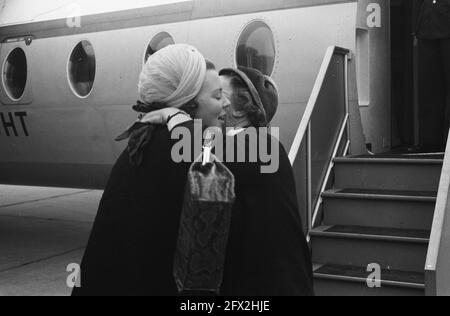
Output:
top-left (68, 41), bottom-right (96, 98)
top-left (3, 48), bottom-right (27, 101)
top-left (236, 21), bottom-right (276, 76)
top-left (145, 32), bottom-right (174, 63)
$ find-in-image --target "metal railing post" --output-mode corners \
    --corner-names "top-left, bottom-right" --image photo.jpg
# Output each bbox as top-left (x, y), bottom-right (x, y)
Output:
top-left (307, 122), bottom-right (312, 236)
top-left (345, 53), bottom-right (351, 148)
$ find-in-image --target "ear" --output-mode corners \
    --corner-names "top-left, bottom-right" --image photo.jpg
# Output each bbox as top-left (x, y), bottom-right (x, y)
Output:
top-left (232, 110), bottom-right (247, 118)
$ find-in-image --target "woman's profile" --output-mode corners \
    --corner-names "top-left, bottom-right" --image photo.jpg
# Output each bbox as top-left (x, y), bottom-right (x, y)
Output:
top-left (72, 44), bottom-right (229, 296)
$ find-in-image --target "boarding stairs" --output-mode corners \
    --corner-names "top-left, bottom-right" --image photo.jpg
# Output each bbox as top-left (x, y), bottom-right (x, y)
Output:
top-left (290, 45), bottom-right (450, 296)
top-left (311, 153), bottom-right (442, 296)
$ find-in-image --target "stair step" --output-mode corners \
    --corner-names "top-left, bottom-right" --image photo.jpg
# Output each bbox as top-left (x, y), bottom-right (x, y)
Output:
top-left (333, 157), bottom-right (442, 192)
top-left (323, 188), bottom-right (437, 201)
top-left (335, 156), bottom-right (443, 164)
top-left (312, 225), bottom-right (430, 241)
top-left (322, 189), bottom-right (436, 230)
top-left (352, 152), bottom-right (444, 160)
top-left (310, 225), bottom-right (430, 273)
top-left (314, 264), bottom-right (425, 287)
top-left (313, 264), bottom-right (425, 296)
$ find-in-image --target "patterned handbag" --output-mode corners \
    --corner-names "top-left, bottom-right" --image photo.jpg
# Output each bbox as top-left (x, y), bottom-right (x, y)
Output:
top-left (173, 139), bottom-right (236, 295)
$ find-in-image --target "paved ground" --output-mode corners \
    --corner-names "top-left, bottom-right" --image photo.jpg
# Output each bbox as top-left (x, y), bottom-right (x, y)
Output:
top-left (0, 185), bottom-right (101, 296)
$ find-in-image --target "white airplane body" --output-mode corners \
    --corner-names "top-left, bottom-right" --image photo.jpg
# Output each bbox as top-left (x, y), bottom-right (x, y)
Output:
top-left (0, 0), bottom-right (391, 188)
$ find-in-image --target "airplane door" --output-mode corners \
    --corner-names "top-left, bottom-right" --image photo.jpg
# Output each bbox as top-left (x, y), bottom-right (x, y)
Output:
top-left (390, 0), bottom-right (422, 148)
top-left (356, 0), bottom-right (423, 152)
top-left (356, 0), bottom-right (391, 153)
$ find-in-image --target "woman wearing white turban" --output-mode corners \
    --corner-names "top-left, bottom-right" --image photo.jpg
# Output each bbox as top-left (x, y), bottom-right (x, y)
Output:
top-left (73, 44), bottom-right (229, 296)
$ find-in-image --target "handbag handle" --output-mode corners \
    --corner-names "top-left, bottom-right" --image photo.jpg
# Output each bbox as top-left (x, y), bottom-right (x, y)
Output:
top-left (202, 130), bottom-right (215, 166)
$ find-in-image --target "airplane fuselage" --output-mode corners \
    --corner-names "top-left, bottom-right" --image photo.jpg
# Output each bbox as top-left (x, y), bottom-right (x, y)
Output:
top-left (0, 0), bottom-right (391, 188)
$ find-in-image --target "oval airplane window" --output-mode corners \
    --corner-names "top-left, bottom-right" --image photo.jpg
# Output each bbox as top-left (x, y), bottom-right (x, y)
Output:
top-left (68, 41), bottom-right (96, 98)
top-left (144, 32), bottom-right (174, 63)
top-left (3, 48), bottom-right (27, 101)
top-left (236, 21), bottom-right (276, 76)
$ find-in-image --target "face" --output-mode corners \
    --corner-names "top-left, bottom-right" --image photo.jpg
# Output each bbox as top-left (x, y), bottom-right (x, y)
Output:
top-left (220, 75), bottom-right (248, 128)
top-left (194, 70), bottom-right (230, 128)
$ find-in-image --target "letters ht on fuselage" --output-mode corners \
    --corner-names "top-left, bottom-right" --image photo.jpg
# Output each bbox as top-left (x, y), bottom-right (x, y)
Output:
top-left (0, 112), bottom-right (28, 137)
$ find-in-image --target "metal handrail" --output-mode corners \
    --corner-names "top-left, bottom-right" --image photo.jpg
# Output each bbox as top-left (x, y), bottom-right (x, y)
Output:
top-left (425, 129), bottom-right (450, 296)
top-left (311, 115), bottom-right (350, 227)
top-left (289, 46), bottom-right (351, 235)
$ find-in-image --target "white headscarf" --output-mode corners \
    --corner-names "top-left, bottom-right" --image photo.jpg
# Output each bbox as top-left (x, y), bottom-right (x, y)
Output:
top-left (138, 44), bottom-right (207, 108)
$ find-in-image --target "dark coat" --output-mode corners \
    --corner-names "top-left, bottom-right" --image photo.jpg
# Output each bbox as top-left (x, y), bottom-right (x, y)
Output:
top-left (219, 132), bottom-right (314, 296)
top-left (416, 0), bottom-right (450, 40)
top-left (72, 125), bottom-right (194, 296)
top-left (73, 121), bottom-right (314, 296)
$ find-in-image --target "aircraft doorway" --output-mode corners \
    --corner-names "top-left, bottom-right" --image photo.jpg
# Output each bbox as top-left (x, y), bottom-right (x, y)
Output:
top-left (390, 0), bottom-right (422, 149)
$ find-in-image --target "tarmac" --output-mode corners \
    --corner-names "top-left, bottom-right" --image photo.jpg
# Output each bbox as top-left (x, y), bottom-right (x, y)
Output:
top-left (0, 185), bottom-right (101, 296)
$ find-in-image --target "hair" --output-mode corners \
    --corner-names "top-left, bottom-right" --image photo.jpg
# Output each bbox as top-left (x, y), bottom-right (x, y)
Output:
top-left (205, 59), bottom-right (216, 71)
top-left (227, 73), bottom-right (268, 128)
top-left (180, 59), bottom-right (216, 117)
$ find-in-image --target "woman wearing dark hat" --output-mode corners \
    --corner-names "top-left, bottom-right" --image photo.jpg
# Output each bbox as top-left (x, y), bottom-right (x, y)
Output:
top-left (72, 44), bottom-right (230, 296)
top-left (144, 67), bottom-right (314, 296)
